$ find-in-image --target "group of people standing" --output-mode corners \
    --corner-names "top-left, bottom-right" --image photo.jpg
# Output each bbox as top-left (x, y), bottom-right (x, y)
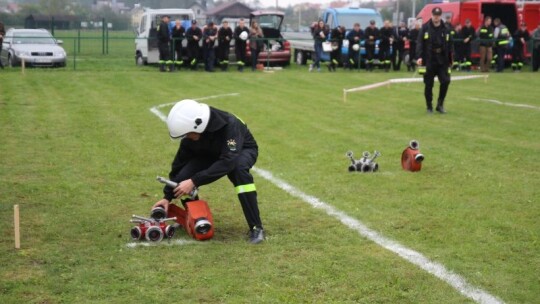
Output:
top-left (310, 19), bottom-right (421, 73)
top-left (156, 15), bottom-right (264, 72)
top-left (308, 16), bottom-right (540, 73)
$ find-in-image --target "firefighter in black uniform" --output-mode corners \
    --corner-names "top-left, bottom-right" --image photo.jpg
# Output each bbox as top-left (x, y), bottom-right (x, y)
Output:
top-left (186, 20), bottom-right (202, 70)
top-left (157, 15), bottom-right (172, 72)
top-left (329, 26), bottom-right (345, 72)
top-left (461, 19), bottom-right (475, 71)
top-left (346, 23), bottom-right (363, 69)
top-left (379, 20), bottom-right (394, 72)
top-left (394, 21), bottom-right (409, 71)
top-left (234, 19), bottom-right (249, 72)
top-left (364, 20), bottom-right (379, 72)
top-left (152, 99), bottom-right (265, 244)
top-left (171, 19), bottom-right (185, 70)
top-left (218, 20), bottom-right (233, 71)
top-left (445, 16), bottom-right (457, 69)
top-left (416, 7), bottom-right (453, 114)
top-left (453, 23), bottom-right (464, 70)
top-left (408, 21), bottom-right (420, 71)
top-left (202, 22), bottom-right (218, 72)
top-left (512, 23), bottom-right (530, 72)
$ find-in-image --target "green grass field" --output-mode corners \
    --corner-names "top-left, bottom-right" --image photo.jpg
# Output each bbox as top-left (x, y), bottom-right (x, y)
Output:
top-left (1, 64), bottom-right (539, 303)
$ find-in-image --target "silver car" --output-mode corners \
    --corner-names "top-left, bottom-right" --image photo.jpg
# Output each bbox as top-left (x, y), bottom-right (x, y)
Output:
top-left (0, 28), bottom-right (66, 68)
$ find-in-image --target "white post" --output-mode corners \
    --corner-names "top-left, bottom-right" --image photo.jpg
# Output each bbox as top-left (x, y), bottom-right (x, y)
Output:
top-left (14, 205), bottom-right (20, 249)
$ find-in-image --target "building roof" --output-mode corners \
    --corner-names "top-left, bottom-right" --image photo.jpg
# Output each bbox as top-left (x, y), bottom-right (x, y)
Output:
top-left (206, 1), bottom-right (252, 16)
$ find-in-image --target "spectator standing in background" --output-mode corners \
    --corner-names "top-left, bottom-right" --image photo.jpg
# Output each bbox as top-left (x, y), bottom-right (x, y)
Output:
top-left (171, 19), bottom-right (185, 70)
top-left (234, 19), bottom-right (248, 72)
top-left (249, 21), bottom-right (264, 71)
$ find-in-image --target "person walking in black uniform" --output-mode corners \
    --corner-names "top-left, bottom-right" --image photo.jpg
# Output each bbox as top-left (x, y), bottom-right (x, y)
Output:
top-left (157, 15), bottom-right (172, 72)
top-left (171, 19), bottom-right (185, 70)
top-left (408, 21), bottom-right (420, 72)
top-left (186, 20), bottom-right (202, 70)
top-left (364, 20), bottom-right (379, 72)
top-left (532, 23), bottom-right (540, 72)
top-left (416, 7), bottom-right (453, 114)
top-left (152, 99), bottom-right (265, 244)
top-left (394, 21), bottom-right (408, 71)
top-left (202, 22), bottom-right (218, 72)
top-left (379, 20), bottom-right (394, 72)
top-left (346, 23), bottom-right (363, 69)
top-left (234, 19), bottom-right (248, 72)
top-left (218, 20), bottom-right (233, 71)
top-left (329, 26), bottom-right (345, 72)
top-left (512, 23), bottom-right (530, 72)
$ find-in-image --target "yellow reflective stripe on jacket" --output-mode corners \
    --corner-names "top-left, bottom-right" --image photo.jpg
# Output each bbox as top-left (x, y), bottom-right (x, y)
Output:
top-left (498, 40), bottom-right (509, 45)
top-left (235, 184), bottom-right (256, 194)
top-left (480, 29), bottom-right (488, 33)
top-left (446, 34), bottom-right (449, 41)
top-left (424, 32), bottom-right (429, 39)
top-left (501, 28), bottom-right (509, 35)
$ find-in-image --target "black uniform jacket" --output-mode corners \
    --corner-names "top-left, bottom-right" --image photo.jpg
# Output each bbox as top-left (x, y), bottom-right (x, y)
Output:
top-left (234, 26), bottom-right (248, 47)
top-left (164, 107), bottom-right (258, 200)
top-left (157, 21), bottom-right (170, 44)
top-left (186, 27), bottom-right (202, 48)
top-left (171, 26), bottom-right (185, 48)
top-left (416, 19), bottom-right (453, 68)
top-left (218, 27), bottom-right (233, 45)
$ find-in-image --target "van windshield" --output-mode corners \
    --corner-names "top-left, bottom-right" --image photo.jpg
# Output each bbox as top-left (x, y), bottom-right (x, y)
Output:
top-left (337, 14), bottom-right (382, 30)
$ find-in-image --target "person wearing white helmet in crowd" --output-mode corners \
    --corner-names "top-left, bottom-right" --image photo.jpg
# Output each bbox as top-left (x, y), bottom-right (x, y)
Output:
top-left (346, 23), bottom-right (364, 69)
top-left (152, 100), bottom-right (265, 244)
top-left (234, 18), bottom-right (249, 72)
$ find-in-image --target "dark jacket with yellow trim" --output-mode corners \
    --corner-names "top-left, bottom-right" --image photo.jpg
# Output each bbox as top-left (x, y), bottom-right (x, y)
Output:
top-left (416, 19), bottom-right (453, 68)
top-left (164, 107), bottom-right (258, 200)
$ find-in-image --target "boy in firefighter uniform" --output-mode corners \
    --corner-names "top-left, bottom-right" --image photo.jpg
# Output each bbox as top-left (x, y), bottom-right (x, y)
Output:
top-left (186, 20), bottom-right (202, 70)
top-left (346, 23), bottom-right (363, 69)
top-left (364, 20), bottom-right (379, 72)
top-left (478, 16), bottom-right (494, 73)
top-left (460, 19), bottom-right (475, 71)
top-left (329, 26), bottom-right (345, 72)
top-left (171, 19), bottom-right (185, 70)
top-left (234, 19), bottom-right (248, 72)
top-left (512, 23), bottom-right (530, 72)
top-left (218, 20), bottom-right (233, 71)
top-left (492, 18), bottom-right (510, 72)
top-left (416, 7), bottom-right (453, 114)
top-left (152, 100), bottom-right (265, 244)
top-left (157, 15), bottom-right (172, 72)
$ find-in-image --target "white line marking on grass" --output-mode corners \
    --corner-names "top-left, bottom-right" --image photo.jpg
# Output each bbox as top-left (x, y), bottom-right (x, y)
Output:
top-left (343, 75), bottom-right (488, 102)
top-left (468, 97), bottom-right (540, 111)
top-left (127, 239), bottom-right (200, 248)
top-left (149, 93), bottom-right (240, 121)
top-left (148, 94), bottom-right (503, 304)
top-left (252, 167), bottom-right (503, 304)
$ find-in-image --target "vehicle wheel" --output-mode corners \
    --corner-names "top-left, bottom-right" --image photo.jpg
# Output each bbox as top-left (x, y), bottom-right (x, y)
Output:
top-left (7, 55), bottom-right (14, 67)
top-left (136, 53), bottom-right (144, 66)
top-left (295, 50), bottom-right (305, 65)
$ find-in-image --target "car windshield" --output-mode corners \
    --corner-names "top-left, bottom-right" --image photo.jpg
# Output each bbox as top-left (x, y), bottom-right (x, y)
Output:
top-left (13, 32), bottom-right (56, 44)
top-left (254, 15), bottom-right (282, 30)
top-left (337, 14), bottom-right (382, 30)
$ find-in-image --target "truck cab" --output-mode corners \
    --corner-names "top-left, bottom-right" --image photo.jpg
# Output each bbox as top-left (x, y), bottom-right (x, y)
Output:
top-left (135, 9), bottom-right (195, 65)
top-left (323, 7), bottom-right (384, 59)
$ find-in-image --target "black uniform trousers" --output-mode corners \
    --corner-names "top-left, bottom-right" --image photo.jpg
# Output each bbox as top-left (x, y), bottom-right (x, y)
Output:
top-left (236, 43), bottom-right (247, 71)
top-left (170, 148), bottom-right (262, 230)
top-left (365, 43), bottom-right (376, 70)
top-left (423, 61), bottom-right (451, 110)
top-left (534, 45), bottom-right (540, 72)
top-left (158, 42), bottom-right (170, 62)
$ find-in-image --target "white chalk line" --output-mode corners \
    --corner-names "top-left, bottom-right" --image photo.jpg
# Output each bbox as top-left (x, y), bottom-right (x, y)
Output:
top-left (149, 93), bottom-right (240, 121)
top-left (344, 75), bottom-right (488, 93)
top-left (467, 97), bottom-right (540, 111)
top-left (148, 94), bottom-right (503, 304)
top-left (127, 239), bottom-right (200, 248)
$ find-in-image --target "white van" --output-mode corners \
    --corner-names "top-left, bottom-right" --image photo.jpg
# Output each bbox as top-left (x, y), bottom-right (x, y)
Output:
top-left (135, 8), bottom-right (195, 65)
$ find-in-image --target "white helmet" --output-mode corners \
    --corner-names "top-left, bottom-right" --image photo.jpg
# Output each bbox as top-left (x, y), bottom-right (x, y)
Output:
top-left (167, 100), bottom-right (210, 139)
top-left (352, 44), bottom-right (360, 51)
top-left (239, 31), bottom-right (248, 41)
